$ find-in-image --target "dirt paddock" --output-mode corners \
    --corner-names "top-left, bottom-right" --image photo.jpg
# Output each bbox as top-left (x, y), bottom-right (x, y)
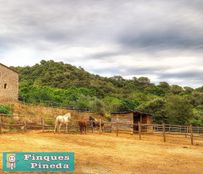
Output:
top-left (0, 132), bottom-right (203, 174)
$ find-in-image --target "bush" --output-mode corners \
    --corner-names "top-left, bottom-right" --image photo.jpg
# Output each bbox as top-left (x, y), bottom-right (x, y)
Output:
top-left (0, 105), bottom-right (12, 116)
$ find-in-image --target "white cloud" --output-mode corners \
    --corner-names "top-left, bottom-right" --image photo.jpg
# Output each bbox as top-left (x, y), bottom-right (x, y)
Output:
top-left (0, 0), bottom-right (203, 87)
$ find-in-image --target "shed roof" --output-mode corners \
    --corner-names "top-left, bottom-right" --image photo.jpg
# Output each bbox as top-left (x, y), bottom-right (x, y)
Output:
top-left (0, 63), bottom-right (19, 74)
top-left (111, 110), bottom-right (152, 116)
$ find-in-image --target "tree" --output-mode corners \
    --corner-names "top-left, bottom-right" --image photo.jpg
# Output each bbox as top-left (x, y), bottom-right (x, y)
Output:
top-left (103, 97), bottom-right (123, 113)
top-left (170, 85), bottom-right (183, 95)
top-left (188, 91), bottom-right (203, 106)
top-left (111, 76), bottom-right (124, 81)
top-left (165, 96), bottom-right (193, 125)
top-left (196, 86), bottom-right (203, 92)
top-left (158, 82), bottom-right (170, 93)
top-left (137, 98), bottom-right (167, 123)
top-left (90, 98), bottom-right (106, 115)
top-left (144, 85), bottom-right (165, 96)
top-left (191, 107), bottom-right (203, 126)
top-left (137, 77), bottom-right (150, 85)
top-left (184, 86), bottom-right (194, 94)
top-left (75, 95), bottom-right (91, 110)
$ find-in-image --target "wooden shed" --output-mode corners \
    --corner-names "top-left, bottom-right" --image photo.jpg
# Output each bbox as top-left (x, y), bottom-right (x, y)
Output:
top-left (111, 111), bottom-right (153, 132)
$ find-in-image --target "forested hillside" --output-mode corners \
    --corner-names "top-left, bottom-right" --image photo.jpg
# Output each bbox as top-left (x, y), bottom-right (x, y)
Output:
top-left (13, 60), bottom-right (203, 126)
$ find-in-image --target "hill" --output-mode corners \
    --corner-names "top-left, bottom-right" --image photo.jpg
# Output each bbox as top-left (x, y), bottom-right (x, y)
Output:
top-left (12, 60), bottom-right (203, 126)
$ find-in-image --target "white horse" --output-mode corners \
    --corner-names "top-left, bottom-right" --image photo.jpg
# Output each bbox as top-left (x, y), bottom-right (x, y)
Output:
top-left (54, 113), bottom-right (71, 133)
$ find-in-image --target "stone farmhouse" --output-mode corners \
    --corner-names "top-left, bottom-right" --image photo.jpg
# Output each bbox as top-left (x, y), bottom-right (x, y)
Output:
top-left (0, 63), bottom-right (19, 102)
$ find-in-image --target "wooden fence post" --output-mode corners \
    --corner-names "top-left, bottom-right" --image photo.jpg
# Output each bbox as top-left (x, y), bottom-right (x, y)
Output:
top-left (138, 122), bottom-right (141, 140)
top-left (169, 125), bottom-right (171, 133)
top-left (24, 120), bottom-right (27, 132)
top-left (110, 122), bottom-right (112, 133)
top-left (65, 124), bottom-right (69, 133)
top-left (91, 121), bottom-right (94, 133)
top-left (190, 125), bottom-right (194, 145)
top-left (185, 126), bottom-right (188, 138)
top-left (0, 116), bottom-right (2, 134)
top-left (163, 123), bottom-right (166, 142)
top-left (99, 118), bottom-right (102, 133)
top-left (116, 120), bottom-right (118, 137)
top-left (41, 118), bottom-right (45, 132)
top-left (68, 122), bottom-right (70, 133)
top-left (131, 121), bottom-right (134, 135)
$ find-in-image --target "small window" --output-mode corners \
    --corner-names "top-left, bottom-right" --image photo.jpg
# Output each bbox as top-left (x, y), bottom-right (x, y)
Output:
top-left (4, 83), bottom-right (7, 89)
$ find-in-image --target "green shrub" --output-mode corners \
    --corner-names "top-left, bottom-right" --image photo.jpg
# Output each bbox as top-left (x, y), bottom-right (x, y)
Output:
top-left (0, 105), bottom-right (12, 116)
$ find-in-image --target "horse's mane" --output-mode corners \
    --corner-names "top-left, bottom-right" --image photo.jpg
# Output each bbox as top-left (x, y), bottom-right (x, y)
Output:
top-left (89, 116), bottom-right (98, 122)
top-left (64, 113), bottom-right (71, 117)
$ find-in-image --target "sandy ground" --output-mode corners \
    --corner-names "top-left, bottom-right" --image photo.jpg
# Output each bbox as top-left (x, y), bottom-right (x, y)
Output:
top-left (0, 132), bottom-right (203, 174)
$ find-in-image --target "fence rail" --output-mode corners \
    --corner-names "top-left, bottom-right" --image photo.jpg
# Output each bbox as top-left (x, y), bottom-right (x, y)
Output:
top-left (0, 116), bottom-right (203, 145)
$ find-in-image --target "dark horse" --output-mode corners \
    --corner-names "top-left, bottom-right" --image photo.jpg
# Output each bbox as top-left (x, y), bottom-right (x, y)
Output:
top-left (78, 119), bottom-right (87, 134)
top-left (78, 116), bottom-right (105, 134)
top-left (89, 116), bottom-right (104, 132)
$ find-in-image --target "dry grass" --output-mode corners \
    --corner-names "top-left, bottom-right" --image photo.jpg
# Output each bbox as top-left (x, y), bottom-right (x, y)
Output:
top-left (13, 103), bottom-right (69, 121)
top-left (5, 102), bottom-right (102, 124)
top-left (0, 132), bottom-right (203, 174)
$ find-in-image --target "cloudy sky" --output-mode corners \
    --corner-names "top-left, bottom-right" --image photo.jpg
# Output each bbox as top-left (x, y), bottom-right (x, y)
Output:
top-left (0, 0), bottom-right (203, 87)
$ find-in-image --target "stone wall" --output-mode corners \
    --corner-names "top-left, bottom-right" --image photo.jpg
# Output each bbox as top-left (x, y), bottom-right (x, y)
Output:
top-left (0, 64), bottom-right (19, 102)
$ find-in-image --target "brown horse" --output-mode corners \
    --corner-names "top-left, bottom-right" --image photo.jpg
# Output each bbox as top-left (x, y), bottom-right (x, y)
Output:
top-left (78, 119), bottom-right (88, 134)
top-left (89, 116), bottom-right (104, 132)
